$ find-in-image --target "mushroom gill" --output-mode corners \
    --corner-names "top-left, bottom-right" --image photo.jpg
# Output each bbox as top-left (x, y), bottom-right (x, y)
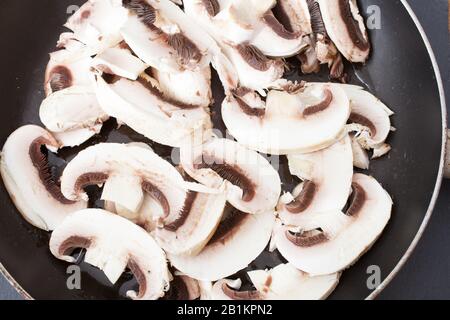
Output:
top-left (236, 44), bottom-right (272, 72)
top-left (48, 66), bottom-right (73, 93)
top-left (285, 229), bottom-right (328, 247)
top-left (285, 180), bottom-right (317, 214)
top-left (345, 182), bottom-right (366, 217)
top-left (202, 0), bottom-right (220, 16)
top-left (29, 137), bottom-right (74, 205)
top-left (303, 88), bottom-right (333, 116)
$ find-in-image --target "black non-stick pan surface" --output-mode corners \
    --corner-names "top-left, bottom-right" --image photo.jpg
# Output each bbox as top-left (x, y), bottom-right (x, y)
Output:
top-left (0, 0), bottom-right (446, 300)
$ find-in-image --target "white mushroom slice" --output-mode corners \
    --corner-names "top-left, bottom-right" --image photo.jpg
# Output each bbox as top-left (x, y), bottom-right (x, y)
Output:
top-left (65, 0), bottom-right (128, 52)
top-left (317, 0), bottom-right (371, 63)
top-left (222, 43), bottom-right (285, 95)
top-left (305, 0), bottom-right (345, 80)
top-left (168, 209), bottom-right (275, 281)
top-left (120, 0), bottom-right (210, 73)
top-left (279, 135), bottom-right (353, 227)
top-left (95, 74), bottom-right (212, 148)
top-left (181, 138), bottom-right (281, 215)
top-left (0, 125), bottom-right (87, 231)
top-left (183, 0), bottom-right (286, 93)
top-left (209, 264), bottom-right (339, 300)
top-left (274, 0), bottom-right (312, 35)
top-left (274, 174), bottom-right (392, 276)
top-left (337, 84), bottom-right (393, 150)
top-left (40, 86), bottom-right (108, 133)
top-left (151, 66), bottom-right (213, 108)
top-left (60, 143), bottom-right (199, 216)
top-left (44, 42), bottom-right (95, 96)
top-left (271, 0), bottom-right (320, 74)
top-left (52, 125), bottom-right (103, 149)
top-left (350, 134), bottom-right (370, 169)
top-left (91, 43), bottom-right (148, 80)
top-left (49, 209), bottom-right (170, 300)
top-left (212, 0), bottom-right (306, 57)
top-left (153, 188), bottom-right (226, 256)
top-left (222, 83), bottom-right (350, 155)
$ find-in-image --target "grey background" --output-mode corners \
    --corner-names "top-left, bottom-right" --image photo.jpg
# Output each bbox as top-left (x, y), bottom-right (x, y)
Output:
top-left (0, 0), bottom-right (449, 300)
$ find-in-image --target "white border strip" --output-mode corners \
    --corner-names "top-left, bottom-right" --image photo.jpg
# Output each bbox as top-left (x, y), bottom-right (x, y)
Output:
top-left (0, 0), bottom-right (447, 301)
top-left (367, 0), bottom-right (448, 300)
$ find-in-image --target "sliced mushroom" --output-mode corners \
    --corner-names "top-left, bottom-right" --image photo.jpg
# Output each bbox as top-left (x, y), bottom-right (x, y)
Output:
top-left (49, 209), bottom-right (170, 300)
top-left (221, 83), bottom-right (350, 155)
top-left (273, 0), bottom-right (321, 74)
top-left (43, 41), bottom-right (109, 147)
top-left (44, 41), bottom-right (95, 96)
top-left (350, 133), bottom-right (370, 169)
top-left (317, 0), bottom-right (371, 63)
top-left (60, 143), bottom-right (202, 216)
top-left (248, 264), bottom-right (340, 300)
top-left (95, 73), bottom-right (212, 148)
top-left (181, 138), bottom-right (281, 215)
top-left (183, 0), bottom-right (286, 94)
top-left (223, 43), bottom-right (286, 95)
top-left (306, 0), bottom-right (345, 80)
top-left (120, 0), bottom-right (212, 73)
top-left (274, 173), bottom-right (392, 275)
top-left (153, 181), bottom-right (227, 256)
top-left (65, 0), bottom-right (128, 52)
top-left (150, 66), bottom-right (213, 108)
top-left (0, 125), bottom-right (87, 231)
top-left (278, 135), bottom-right (353, 227)
top-left (208, 263), bottom-right (340, 300)
top-left (91, 43), bottom-right (148, 80)
top-left (208, 0), bottom-right (306, 57)
top-left (208, 279), bottom-right (261, 300)
top-left (40, 86), bottom-right (108, 136)
top-left (168, 208), bottom-right (275, 281)
top-left (337, 84), bottom-right (394, 155)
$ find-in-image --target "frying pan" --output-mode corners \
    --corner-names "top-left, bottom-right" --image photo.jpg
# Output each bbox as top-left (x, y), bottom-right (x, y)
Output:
top-left (0, 0), bottom-right (446, 300)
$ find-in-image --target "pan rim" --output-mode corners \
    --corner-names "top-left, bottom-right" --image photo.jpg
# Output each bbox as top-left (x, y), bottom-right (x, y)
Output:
top-left (0, 0), bottom-right (447, 301)
top-left (366, 0), bottom-right (448, 300)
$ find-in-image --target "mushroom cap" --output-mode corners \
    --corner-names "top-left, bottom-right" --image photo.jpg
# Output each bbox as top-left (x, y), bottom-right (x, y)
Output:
top-left (60, 143), bottom-right (194, 214)
top-left (316, 0), bottom-right (370, 63)
top-left (181, 138), bottom-right (282, 215)
top-left (49, 208), bottom-right (170, 300)
top-left (222, 83), bottom-right (350, 155)
top-left (279, 134), bottom-right (353, 226)
top-left (0, 125), bottom-right (87, 231)
top-left (274, 173), bottom-right (392, 276)
top-left (95, 74), bottom-right (212, 148)
top-left (168, 209), bottom-right (275, 281)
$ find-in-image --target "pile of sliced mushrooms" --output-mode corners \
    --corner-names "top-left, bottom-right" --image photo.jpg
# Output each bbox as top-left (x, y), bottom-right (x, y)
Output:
top-left (0, 0), bottom-right (395, 300)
